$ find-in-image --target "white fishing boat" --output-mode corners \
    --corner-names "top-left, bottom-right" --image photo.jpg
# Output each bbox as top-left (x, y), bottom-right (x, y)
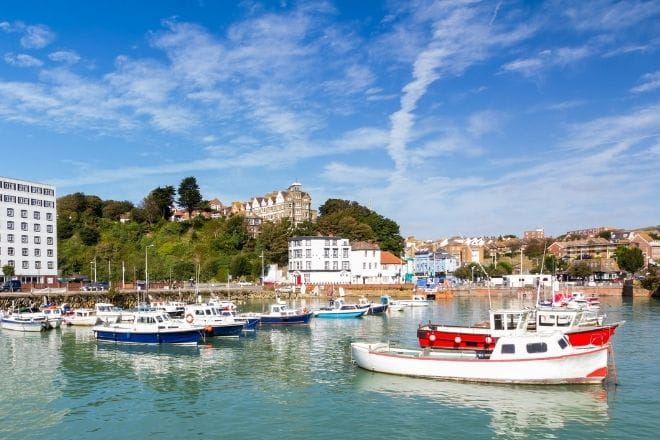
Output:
top-left (1, 313), bottom-right (49, 332)
top-left (182, 304), bottom-right (244, 337)
top-left (95, 303), bottom-right (124, 323)
top-left (40, 306), bottom-right (64, 328)
top-left (313, 298), bottom-right (367, 318)
top-left (64, 308), bottom-right (99, 326)
top-left (396, 294), bottom-right (433, 307)
top-left (351, 332), bottom-right (609, 384)
top-left (208, 299), bottom-right (237, 311)
top-left (151, 300), bottom-right (186, 317)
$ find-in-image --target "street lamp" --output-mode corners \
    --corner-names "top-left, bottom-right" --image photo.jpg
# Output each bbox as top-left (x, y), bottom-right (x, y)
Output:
top-left (145, 244), bottom-right (154, 293)
top-left (471, 266), bottom-right (475, 284)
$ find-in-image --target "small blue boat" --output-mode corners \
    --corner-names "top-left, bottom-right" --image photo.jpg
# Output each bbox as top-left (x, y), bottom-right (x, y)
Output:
top-left (248, 303), bottom-right (313, 325)
top-left (93, 311), bottom-right (201, 345)
top-left (314, 298), bottom-right (367, 318)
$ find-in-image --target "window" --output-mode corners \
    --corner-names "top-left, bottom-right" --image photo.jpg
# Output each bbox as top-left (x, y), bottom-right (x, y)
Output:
top-left (46, 225), bottom-right (53, 233)
top-left (8, 247), bottom-right (14, 256)
top-left (305, 239), bottom-right (311, 246)
top-left (501, 344), bottom-right (515, 354)
top-left (305, 261), bottom-right (311, 270)
top-left (304, 273), bottom-right (310, 283)
top-left (47, 237), bottom-right (53, 245)
top-left (22, 261), bottom-right (28, 269)
top-left (557, 338), bottom-right (568, 349)
top-left (493, 314), bottom-right (503, 330)
top-left (343, 248), bottom-right (349, 258)
top-left (372, 250), bottom-right (376, 257)
top-left (47, 261), bottom-right (54, 270)
top-left (368, 263), bottom-right (372, 269)
top-left (47, 249), bottom-right (53, 257)
top-left (21, 222), bottom-right (28, 231)
top-left (364, 250), bottom-right (367, 257)
top-left (34, 224), bottom-right (40, 232)
top-left (324, 248), bottom-right (330, 258)
top-left (332, 248), bottom-right (338, 258)
top-left (46, 213), bottom-right (53, 221)
top-left (324, 261), bottom-right (330, 270)
top-left (7, 234), bottom-right (14, 243)
top-left (526, 343), bottom-right (548, 354)
top-left (342, 261), bottom-right (350, 270)
top-left (363, 262), bottom-right (366, 269)
top-left (21, 235), bottom-right (28, 244)
top-left (332, 239), bottom-right (337, 246)
top-left (305, 249), bottom-right (311, 258)
top-left (22, 248), bottom-right (28, 256)
top-left (21, 210), bottom-right (27, 218)
top-left (35, 261), bottom-right (41, 269)
top-left (35, 249), bottom-right (41, 257)
top-left (34, 236), bottom-right (41, 244)
top-left (325, 239), bottom-right (330, 246)
top-left (8, 260), bottom-right (14, 267)
top-left (7, 221), bottom-right (14, 230)
top-left (6, 208), bottom-right (14, 217)
top-left (333, 261), bottom-right (338, 270)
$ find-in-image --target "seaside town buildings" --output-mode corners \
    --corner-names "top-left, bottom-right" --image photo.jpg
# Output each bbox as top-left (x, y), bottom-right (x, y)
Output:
top-left (0, 177), bottom-right (58, 284)
top-left (523, 228), bottom-right (545, 240)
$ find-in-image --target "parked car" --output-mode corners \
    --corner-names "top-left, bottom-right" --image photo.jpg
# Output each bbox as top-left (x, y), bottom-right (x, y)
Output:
top-left (236, 281), bottom-right (254, 287)
top-left (1, 280), bottom-right (22, 292)
top-left (80, 282), bottom-right (110, 292)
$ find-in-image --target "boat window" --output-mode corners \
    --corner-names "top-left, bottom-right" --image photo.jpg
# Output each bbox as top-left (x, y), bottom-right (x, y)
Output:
top-left (493, 314), bottom-right (503, 330)
top-left (205, 309), bottom-right (212, 315)
top-left (556, 315), bottom-right (571, 327)
top-left (156, 315), bottom-right (163, 322)
top-left (538, 314), bottom-right (555, 326)
top-left (501, 344), bottom-right (515, 354)
top-left (526, 342), bottom-right (548, 354)
top-left (506, 314), bottom-right (520, 330)
top-left (195, 310), bottom-right (204, 315)
top-left (557, 338), bottom-right (568, 349)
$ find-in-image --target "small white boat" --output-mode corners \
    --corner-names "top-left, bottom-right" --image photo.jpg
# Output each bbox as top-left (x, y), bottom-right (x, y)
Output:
top-left (246, 303), bottom-right (313, 325)
top-left (1, 313), bottom-right (49, 332)
top-left (208, 299), bottom-right (237, 311)
top-left (313, 298), bottom-right (367, 318)
top-left (64, 309), bottom-right (99, 326)
top-left (380, 295), bottom-right (405, 312)
top-left (95, 303), bottom-right (124, 323)
top-left (351, 332), bottom-right (609, 384)
top-left (151, 300), bottom-right (186, 317)
top-left (182, 304), bottom-right (244, 337)
top-left (396, 295), bottom-right (434, 307)
top-left (40, 306), bottom-right (64, 328)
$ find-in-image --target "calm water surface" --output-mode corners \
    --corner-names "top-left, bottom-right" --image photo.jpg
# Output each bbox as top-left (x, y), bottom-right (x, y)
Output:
top-left (1, 296), bottom-right (658, 439)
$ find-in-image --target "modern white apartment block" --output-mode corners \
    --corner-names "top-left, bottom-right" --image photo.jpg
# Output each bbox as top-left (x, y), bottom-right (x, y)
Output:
top-left (0, 177), bottom-right (57, 284)
top-left (288, 236), bottom-right (352, 284)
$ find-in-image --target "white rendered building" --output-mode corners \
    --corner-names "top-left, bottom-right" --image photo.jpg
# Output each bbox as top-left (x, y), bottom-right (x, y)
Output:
top-left (0, 177), bottom-right (58, 284)
top-left (350, 241), bottom-right (382, 284)
top-left (288, 236), bottom-right (351, 284)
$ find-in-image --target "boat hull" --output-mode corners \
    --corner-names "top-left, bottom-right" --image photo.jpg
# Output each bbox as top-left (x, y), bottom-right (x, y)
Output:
top-left (367, 304), bottom-right (388, 315)
top-left (203, 323), bottom-right (244, 337)
top-left (351, 343), bottom-right (609, 384)
top-left (418, 323), bottom-right (620, 350)
top-left (1, 319), bottom-right (48, 332)
top-left (314, 310), bottom-right (366, 318)
top-left (94, 328), bottom-right (201, 345)
top-left (259, 312), bottom-right (313, 325)
top-left (238, 317), bottom-right (259, 331)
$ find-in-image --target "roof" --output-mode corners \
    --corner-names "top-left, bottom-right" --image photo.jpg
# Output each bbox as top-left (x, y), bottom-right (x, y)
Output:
top-left (209, 198), bottom-right (223, 206)
top-left (351, 241), bottom-right (380, 251)
top-left (381, 251), bottom-right (403, 265)
top-left (553, 238), bottom-right (613, 247)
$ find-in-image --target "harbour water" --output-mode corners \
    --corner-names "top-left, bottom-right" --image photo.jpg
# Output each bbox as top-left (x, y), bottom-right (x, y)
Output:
top-left (1, 296), bottom-right (658, 439)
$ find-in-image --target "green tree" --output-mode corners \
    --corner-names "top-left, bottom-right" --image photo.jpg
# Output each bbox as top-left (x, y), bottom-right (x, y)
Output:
top-left (567, 262), bottom-right (592, 280)
top-left (2, 264), bottom-right (15, 278)
top-left (523, 239), bottom-right (545, 259)
top-left (143, 186), bottom-right (175, 222)
top-left (230, 254), bottom-right (251, 278)
top-left (177, 177), bottom-right (203, 219)
top-left (614, 246), bottom-right (645, 276)
top-left (257, 218), bottom-right (293, 266)
top-left (496, 261), bottom-right (514, 275)
top-left (102, 200), bottom-right (134, 220)
top-left (172, 261), bottom-right (196, 281)
top-left (598, 231), bottom-right (613, 240)
top-left (78, 226), bottom-right (100, 246)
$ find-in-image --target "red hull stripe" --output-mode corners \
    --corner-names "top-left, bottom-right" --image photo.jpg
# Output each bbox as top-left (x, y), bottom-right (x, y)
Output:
top-left (372, 346), bottom-right (608, 363)
top-left (587, 367), bottom-right (608, 378)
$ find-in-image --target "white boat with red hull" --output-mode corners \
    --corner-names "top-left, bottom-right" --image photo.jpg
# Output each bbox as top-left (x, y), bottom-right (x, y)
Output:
top-left (352, 332), bottom-right (609, 385)
top-left (417, 308), bottom-right (621, 351)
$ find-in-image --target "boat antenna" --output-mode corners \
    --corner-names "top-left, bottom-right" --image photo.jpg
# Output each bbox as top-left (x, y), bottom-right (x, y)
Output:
top-left (535, 240), bottom-right (548, 306)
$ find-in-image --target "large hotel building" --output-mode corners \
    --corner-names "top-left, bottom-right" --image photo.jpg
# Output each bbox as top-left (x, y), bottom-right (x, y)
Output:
top-left (0, 177), bottom-right (58, 284)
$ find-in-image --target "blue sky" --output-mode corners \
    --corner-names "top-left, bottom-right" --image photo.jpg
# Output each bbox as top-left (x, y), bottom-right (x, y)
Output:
top-left (1, 0), bottom-right (659, 238)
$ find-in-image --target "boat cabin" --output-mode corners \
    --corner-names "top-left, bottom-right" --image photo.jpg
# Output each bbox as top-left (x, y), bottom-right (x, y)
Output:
top-left (488, 309), bottom-right (531, 331)
top-left (490, 332), bottom-right (572, 360)
top-left (74, 309), bottom-right (97, 318)
top-left (96, 303), bottom-right (121, 313)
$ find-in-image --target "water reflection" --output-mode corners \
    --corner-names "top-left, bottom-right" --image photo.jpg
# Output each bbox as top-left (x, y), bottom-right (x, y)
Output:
top-left (353, 370), bottom-right (609, 437)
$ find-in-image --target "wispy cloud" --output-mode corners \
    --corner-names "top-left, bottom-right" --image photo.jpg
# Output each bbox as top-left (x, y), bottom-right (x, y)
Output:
top-left (3, 52), bottom-right (43, 67)
top-left (631, 71), bottom-right (660, 94)
top-left (48, 50), bottom-right (80, 64)
top-left (502, 45), bottom-right (592, 77)
top-left (0, 21), bottom-right (55, 48)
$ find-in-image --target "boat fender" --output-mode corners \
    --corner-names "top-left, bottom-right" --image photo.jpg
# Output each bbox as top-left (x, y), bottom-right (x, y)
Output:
top-left (454, 336), bottom-right (462, 344)
top-left (485, 336), bottom-right (493, 344)
top-left (429, 334), bottom-right (436, 342)
top-left (185, 314), bottom-right (194, 324)
top-left (205, 325), bottom-right (213, 334)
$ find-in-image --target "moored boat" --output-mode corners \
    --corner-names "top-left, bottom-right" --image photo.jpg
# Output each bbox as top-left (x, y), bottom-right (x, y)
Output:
top-left (40, 306), bottom-right (64, 329)
top-left (64, 308), bottom-right (99, 326)
top-left (247, 303), bottom-right (313, 325)
top-left (417, 308), bottom-right (621, 351)
top-left (352, 332), bottom-right (609, 384)
top-left (1, 313), bottom-right (49, 332)
top-left (95, 303), bottom-right (124, 323)
top-left (357, 297), bottom-right (388, 315)
top-left (380, 295), bottom-right (405, 312)
top-left (93, 311), bottom-right (202, 345)
top-left (397, 294), bottom-right (433, 307)
top-left (217, 309), bottom-right (259, 331)
top-left (314, 298), bottom-right (367, 318)
top-left (182, 304), bottom-right (244, 337)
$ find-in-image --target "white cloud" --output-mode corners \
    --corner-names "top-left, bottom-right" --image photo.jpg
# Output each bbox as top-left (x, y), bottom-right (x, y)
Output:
top-left (502, 45), bottom-right (592, 77)
top-left (20, 24), bottom-right (55, 48)
top-left (322, 162), bottom-right (390, 183)
top-left (631, 71), bottom-right (660, 94)
top-left (48, 50), bottom-right (81, 64)
top-left (563, 0), bottom-right (660, 32)
top-left (4, 52), bottom-right (43, 67)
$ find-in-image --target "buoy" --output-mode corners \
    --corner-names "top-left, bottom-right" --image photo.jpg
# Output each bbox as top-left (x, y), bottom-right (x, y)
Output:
top-left (454, 336), bottom-right (462, 344)
top-left (205, 325), bottom-right (213, 334)
top-left (429, 334), bottom-right (436, 342)
top-left (485, 336), bottom-right (493, 344)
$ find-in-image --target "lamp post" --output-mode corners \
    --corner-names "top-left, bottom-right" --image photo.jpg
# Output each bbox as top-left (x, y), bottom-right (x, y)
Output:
top-left (145, 244), bottom-right (154, 293)
top-left (471, 266), bottom-right (475, 284)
